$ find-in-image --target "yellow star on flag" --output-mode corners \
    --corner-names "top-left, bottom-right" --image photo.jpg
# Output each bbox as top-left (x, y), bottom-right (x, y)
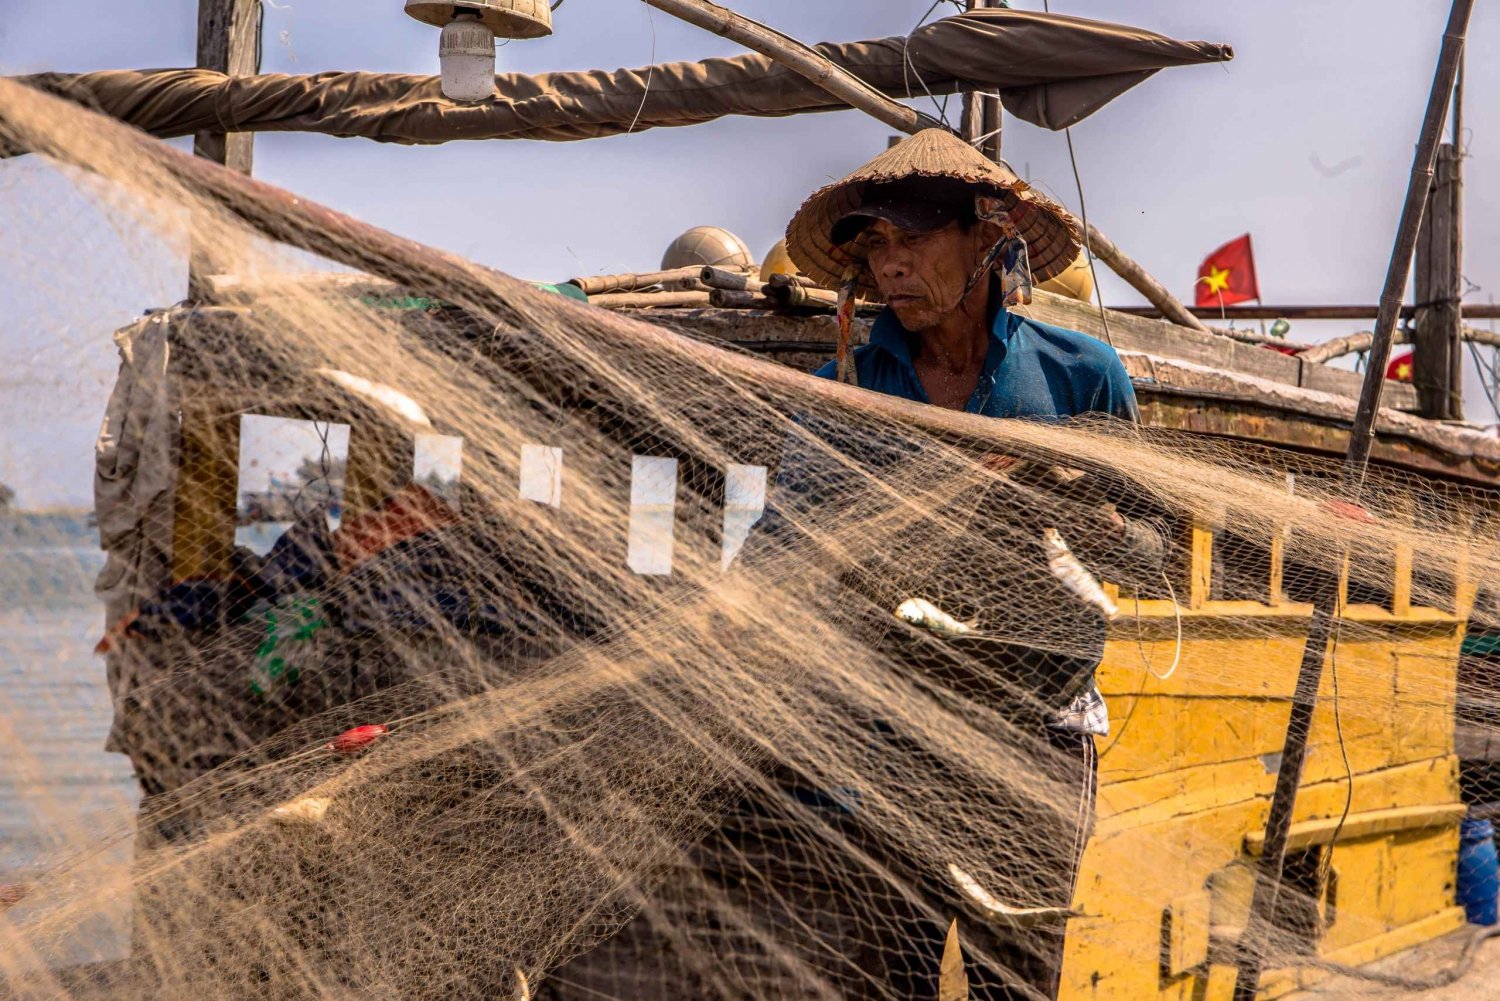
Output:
top-left (1200, 265), bottom-right (1232, 296)
top-left (1394, 360), bottom-right (1412, 380)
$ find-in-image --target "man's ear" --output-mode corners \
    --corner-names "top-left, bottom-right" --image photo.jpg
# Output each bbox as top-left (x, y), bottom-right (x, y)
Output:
top-left (974, 218), bottom-right (1006, 251)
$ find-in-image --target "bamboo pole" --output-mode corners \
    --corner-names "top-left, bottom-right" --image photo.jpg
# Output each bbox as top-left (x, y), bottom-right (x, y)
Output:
top-left (708, 289), bottom-right (776, 310)
top-left (764, 283), bottom-right (882, 315)
top-left (643, 0), bottom-right (1209, 336)
top-left (1231, 1), bottom-right (1475, 997)
top-left (1079, 223), bottom-right (1208, 333)
top-left (568, 266), bottom-right (710, 295)
top-left (1297, 324), bottom-right (1500, 365)
top-left (960, 0), bottom-right (1001, 162)
top-left (641, 0), bottom-right (940, 136)
top-left (1412, 140), bottom-right (1464, 419)
top-left (765, 272), bottom-right (817, 290)
top-left (590, 291), bottom-right (712, 309)
top-left (1113, 302), bottom-right (1500, 321)
top-left (699, 267), bottom-right (765, 292)
top-left (659, 276), bottom-right (710, 292)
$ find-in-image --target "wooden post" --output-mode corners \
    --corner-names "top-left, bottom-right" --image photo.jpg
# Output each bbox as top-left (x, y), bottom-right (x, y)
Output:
top-left (1412, 142), bottom-right (1463, 420)
top-left (960, 1), bottom-right (1001, 162)
top-left (188, 0), bottom-right (262, 301)
top-left (172, 1), bottom-right (262, 580)
top-left (1267, 531), bottom-right (1286, 606)
top-left (1188, 517), bottom-right (1213, 609)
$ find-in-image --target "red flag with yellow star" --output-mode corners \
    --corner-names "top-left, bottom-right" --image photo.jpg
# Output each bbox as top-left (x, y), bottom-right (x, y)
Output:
top-left (1386, 351), bottom-right (1414, 382)
top-left (1195, 234), bottom-right (1259, 308)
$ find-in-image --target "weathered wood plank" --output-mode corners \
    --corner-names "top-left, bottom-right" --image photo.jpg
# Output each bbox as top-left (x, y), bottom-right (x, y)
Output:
top-left (1021, 292), bottom-right (1235, 370)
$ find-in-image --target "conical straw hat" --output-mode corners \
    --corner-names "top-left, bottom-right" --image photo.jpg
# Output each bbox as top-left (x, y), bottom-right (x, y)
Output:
top-left (785, 129), bottom-right (1081, 301)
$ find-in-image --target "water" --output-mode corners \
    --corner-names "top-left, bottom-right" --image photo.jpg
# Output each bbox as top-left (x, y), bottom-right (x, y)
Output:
top-left (0, 514), bottom-right (138, 967)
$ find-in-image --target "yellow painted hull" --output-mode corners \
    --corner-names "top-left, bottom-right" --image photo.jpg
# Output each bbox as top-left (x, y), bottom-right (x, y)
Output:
top-left (1061, 601), bottom-right (1469, 999)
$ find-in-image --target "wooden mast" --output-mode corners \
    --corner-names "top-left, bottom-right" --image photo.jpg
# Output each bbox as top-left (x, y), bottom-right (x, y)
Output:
top-left (174, 0), bottom-right (263, 581)
top-left (960, 1), bottom-right (1001, 162)
top-left (1412, 51), bottom-right (1465, 420)
top-left (188, 0), bottom-right (263, 301)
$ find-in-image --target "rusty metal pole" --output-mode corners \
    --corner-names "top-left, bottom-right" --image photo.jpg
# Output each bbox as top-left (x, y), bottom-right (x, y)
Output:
top-left (1231, 2), bottom-right (1475, 998)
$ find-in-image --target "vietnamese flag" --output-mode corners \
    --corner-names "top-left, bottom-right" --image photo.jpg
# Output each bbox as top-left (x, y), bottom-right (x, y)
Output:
top-left (1386, 351), bottom-right (1414, 382)
top-left (1195, 234), bottom-right (1260, 308)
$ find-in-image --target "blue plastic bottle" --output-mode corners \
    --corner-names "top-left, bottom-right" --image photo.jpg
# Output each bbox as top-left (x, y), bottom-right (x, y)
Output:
top-left (1458, 818), bottom-right (1499, 926)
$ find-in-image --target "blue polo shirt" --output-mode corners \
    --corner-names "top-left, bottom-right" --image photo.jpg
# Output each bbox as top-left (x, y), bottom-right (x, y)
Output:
top-left (813, 304), bottom-right (1138, 422)
top-left (803, 302), bottom-right (1138, 737)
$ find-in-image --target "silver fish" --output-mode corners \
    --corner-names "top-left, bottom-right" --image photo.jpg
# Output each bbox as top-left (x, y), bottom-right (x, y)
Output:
top-left (895, 597), bottom-right (975, 637)
top-left (1042, 528), bottom-right (1118, 620)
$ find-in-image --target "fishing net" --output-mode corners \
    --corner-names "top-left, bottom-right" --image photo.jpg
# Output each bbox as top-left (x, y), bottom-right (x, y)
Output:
top-left (2, 77), bottom-right (1500, 1000)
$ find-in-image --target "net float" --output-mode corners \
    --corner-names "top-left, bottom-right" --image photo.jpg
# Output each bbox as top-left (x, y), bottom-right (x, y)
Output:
top-left (326, 724), bottom-right (389, 754)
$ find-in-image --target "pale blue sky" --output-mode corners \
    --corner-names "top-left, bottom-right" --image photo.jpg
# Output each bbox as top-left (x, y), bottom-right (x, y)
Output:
top-left (1, 0), bottom-right (1497, 508)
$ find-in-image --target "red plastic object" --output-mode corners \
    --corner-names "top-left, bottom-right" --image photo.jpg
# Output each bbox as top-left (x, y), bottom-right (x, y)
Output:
top-left (326, 724), bottom-right (389, 754)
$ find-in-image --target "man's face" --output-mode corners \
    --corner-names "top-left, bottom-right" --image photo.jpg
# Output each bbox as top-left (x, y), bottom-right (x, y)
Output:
top-left (862, 217), bottom-right (994, 331)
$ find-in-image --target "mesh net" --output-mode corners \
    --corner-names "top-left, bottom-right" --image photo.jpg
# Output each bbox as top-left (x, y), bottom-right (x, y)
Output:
top-left (3, 77), bottom-right (1500, 1000)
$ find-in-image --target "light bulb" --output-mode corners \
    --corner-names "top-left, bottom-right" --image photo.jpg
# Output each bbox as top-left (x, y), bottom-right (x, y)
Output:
top-left (439, 10), bottom-right (495, 102)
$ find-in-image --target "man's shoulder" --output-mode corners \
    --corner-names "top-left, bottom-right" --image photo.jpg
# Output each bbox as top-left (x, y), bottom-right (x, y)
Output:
top-left (1012, 312), bottom-right (1127, 378)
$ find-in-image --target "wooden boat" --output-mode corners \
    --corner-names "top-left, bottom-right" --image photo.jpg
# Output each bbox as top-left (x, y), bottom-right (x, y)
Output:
top-left (13, 2), bottom-right (1495, 997)
top-left (89, 266), bottom-right (1494, 999)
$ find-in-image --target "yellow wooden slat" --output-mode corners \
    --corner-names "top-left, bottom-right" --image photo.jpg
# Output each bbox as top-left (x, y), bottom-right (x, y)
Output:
top-left (1242, 803), bottom-right (1466, 855)
top-left (1189, 518), bottom-right (1214, 610)
top-left (172, 406), bottom-right (241, 581)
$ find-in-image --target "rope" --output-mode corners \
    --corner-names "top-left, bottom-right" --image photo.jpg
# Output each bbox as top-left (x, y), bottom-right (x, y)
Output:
top-left (1281, 924), bottom-right (1500, 991)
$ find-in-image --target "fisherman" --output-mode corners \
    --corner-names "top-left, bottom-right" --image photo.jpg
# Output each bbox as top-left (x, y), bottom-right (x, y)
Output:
top-left (542, 130), bottom-right (1165, 1001)
top-left (775, 128), bottom-right (1166, 998)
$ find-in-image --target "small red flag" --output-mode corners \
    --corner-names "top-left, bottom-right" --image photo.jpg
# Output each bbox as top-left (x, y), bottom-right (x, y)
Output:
top-left (1386, 351), bottom-right (1414, 382)
top-left (1195, 234), bottom-right (1260, 308)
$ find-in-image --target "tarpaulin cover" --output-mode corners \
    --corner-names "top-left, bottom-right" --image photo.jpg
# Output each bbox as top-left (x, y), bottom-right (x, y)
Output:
top-left (10, 9), bottom-right (1230, 148)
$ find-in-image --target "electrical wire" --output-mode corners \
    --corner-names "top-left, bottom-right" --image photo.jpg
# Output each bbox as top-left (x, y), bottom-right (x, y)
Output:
top-left (625, 4), bottom-right (657, 136)
top-left (1062, 127), bottom-right (1111, 343)
top-left (1314, 606), bottom-right (1355, 891)
top-left (1467, 340), bottom-right (1500, 423)
top-left (1042, 0), bottom-right (1111, 342)
top-left (902, 0), bottom-right (966, 126)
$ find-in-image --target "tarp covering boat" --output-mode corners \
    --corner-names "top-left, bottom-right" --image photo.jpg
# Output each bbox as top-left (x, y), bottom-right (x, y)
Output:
top-left (8, 9), bottom-right (1230, 149)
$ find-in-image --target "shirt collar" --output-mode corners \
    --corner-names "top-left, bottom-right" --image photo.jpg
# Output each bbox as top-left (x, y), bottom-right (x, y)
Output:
top-left (868, 295), bottom-right (1015, 375)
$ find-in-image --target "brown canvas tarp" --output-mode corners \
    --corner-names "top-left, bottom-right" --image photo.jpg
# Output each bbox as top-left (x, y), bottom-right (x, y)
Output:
top-left (10, 10), bottom-right (1229, 149)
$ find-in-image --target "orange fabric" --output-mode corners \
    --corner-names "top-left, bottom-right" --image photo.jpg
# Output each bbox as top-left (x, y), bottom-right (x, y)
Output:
top-left (334, 484), bottom-right (460, 571)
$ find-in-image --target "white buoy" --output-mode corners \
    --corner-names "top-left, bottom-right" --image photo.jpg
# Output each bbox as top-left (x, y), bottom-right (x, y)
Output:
top-left (439, 12), bottom-right (496, 102)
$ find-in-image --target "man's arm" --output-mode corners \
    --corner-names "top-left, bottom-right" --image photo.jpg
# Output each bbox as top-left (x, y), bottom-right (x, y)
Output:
top-left (1058, 353), bottom-right (1171, 586)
